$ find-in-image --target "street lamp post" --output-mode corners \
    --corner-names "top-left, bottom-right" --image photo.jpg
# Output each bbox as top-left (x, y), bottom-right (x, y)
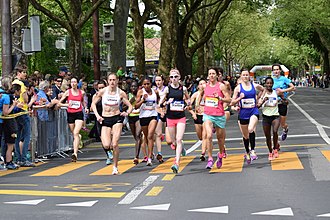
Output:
top-left (1, 0), bottom-right (13, 76)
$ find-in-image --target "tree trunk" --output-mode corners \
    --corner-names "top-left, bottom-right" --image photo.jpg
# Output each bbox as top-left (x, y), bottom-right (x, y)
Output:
top-left (197, 46), bottom-right (205, 76)
top-left (92, 0), bottom-right (100, 80)
top-left (323, 49), bottom-right (330, 76)
top-left (111, 0), bottom-right (130, 72)
top-left (69, 30), bottom-right (82, 76)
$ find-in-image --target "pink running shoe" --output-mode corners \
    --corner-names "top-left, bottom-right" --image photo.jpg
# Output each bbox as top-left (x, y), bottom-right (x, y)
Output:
top-left (216, 152), bottom-right (223, 169)
top-left (170, 144), bottom-right (176, 150)
top-left (205, 159), bottom-right (214, 169)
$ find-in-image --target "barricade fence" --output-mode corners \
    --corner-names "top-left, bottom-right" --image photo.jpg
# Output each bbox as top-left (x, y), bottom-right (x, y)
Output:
top-left (31, 108), bottom-right (73, 161)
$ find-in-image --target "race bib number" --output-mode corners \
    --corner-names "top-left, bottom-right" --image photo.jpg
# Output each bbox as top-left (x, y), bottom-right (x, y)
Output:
top-left (241, 98), bottom-right (255, 108)
top-left (143, 101), bottom-right (155, 110)
top-left (265, 97), bottom-right (277, 107)
top-left (205, 97), bottom-right (218, 108)
top-left (105, 98), bottom-right (118, 106)
top-left (170, 101), bottom-right (184, 111)
top-left (69, 100), bottom-right (81, 109)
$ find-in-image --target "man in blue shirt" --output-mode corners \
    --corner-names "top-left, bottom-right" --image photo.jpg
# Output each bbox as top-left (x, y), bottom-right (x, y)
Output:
top-left (272, 64), bottom-right (296, 142)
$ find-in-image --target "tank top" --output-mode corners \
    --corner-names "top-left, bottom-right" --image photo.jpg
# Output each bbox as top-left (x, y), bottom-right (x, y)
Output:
top-left (262, 90), bottom-right (279, 116)
top-left (166, 84), bottom-right (185, 119)
top-left (203, 82), bottom-right (224, 116)
top-left (195, 91), bottom-right (205, 115)
top-left (102, 87), bottom-right (121, 108)
top-left (128, 93), bottom-right (140, 117)
top-left (139, 88), bottom-right (158, 118)
top-left (67, 89), bottom-right (83, 113)
top-left (238, 83), bottom-right (259, 120)
top-left (156, 85), bottom-right (167, 100)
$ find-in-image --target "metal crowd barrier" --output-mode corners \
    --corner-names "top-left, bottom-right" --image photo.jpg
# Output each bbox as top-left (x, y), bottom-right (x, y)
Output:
top-left (31, 108), bottom-right (73, 160)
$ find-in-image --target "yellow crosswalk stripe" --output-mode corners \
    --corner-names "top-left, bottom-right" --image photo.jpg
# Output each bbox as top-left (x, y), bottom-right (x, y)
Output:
top-left (90, 159), bottom-right (137, 175)
top-left (210, 154), bottom-right (245, 173)
top-left (146, 186), bottom-right (164, 196)
top-left (162, 174), bottom-right (176, 181)
top-left (31, 161), bottom-right (98, 177)
top-left (150, 156), bottom-right (195, 174)
top-left (271, 152), bottom-right (304, 170)
top-left (0, 163), bottom-right (45, 177)
top-left (321, 150), bottom-right (330, 162)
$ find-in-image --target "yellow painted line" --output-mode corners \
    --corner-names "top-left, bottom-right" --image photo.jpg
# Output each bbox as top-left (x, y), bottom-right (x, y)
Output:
top-left (271, 152), bottom-right (304, 170)
top-left (194, 144), bottom-right (327, 152)
top-left (210, 154), bottom-right (245, 173)
top-left (0, 190), bottom-right (125, 198)
top-left (146, 186), bottom-right (163, 196)
top-left (162, 174), bottom-right (176, 181)
top-left (150, 156), bottom-right (195, 174)
top-left (321, 150), bottom-right (330, 162)
top-left (0, 162), bottom-right (46, 177)
top-left (90, 159), bottom-right (138, 176)
top-left (32, 161), bottom-right (98, 177)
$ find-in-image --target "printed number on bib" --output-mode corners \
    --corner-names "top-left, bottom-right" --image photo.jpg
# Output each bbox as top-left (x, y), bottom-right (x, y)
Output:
top-left (241, 98), bottom-right (255, 108)
top-left (105, 97), bottom-right (118, 106)
top-left (143, 101), bottom-right (155, 110)
top-left (69, 100), bottom-right (81, 109)
top-left (265, 97), bottom-right (277, 107)
top-left (205, 97), bottom-right (218, 108)
top-left (170, 101), bottom-right (184, 111)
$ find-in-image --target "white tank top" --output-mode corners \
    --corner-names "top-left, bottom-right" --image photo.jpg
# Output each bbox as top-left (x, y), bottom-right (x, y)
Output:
top-left (262, 90), bottom-right (279, 116)
top-left (102, 87), bottom-right (121, 107)
top-left (156, 85), bottom-right (167, 100)
top-left (139, 88), bottom-right (158, 118)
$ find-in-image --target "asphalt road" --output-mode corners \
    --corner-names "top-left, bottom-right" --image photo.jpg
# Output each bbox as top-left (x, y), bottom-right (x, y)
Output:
top-left (1, 87), bottom-right (330, 220)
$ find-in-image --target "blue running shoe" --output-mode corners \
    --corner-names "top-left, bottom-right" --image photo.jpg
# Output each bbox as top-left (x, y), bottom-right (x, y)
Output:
top-left (6, 162), bottom-right (19, 170)
top-left (106, 158), bottom-right (112, 165)
top-left (107, 150), bottom-right (114, 160)
top-left (181, 148), bottom-right (187, 156)
top-left (171, 163), bottom-right (179, 173)
top-left (281, 128), bottom-right (288, 141)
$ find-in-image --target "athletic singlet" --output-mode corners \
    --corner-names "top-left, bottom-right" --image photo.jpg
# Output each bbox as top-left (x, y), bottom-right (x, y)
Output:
top-left (262, 90), bottom-right (279, 116)
top-left (195, 91), bottom-right (205, 115)
top-left (156, 85), bottom-right (167, 100)
top-left (203, 82), bottom-right (225, 116)
top-left (166, 84), bottom-right (185, 119)
top-left (102, 87), bottom-right (121, 108)
top-left (139, 88), bottom-right (158, 118)
top-left (128, 93), bottom-right (140, 117)
top-left (67, 89), bottom-right (83, 113)
top-left (238, 83), bottom-right (259, 120)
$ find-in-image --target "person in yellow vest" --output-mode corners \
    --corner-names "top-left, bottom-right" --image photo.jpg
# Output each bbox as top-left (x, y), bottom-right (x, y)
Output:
top-left (12, 66), bottom-right (35, 167)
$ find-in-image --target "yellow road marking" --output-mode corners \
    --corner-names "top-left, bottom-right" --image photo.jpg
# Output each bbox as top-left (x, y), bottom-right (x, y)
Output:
top-left (271, 152), bottom-right (304, 170)
top-left (162, 174), bottom-right (176, 181)
top-left (321, 150), bottom-right (330, 162)
top-left (210, 154), bottom-right (245, 173)
top-left (32, 161), bottom-right (98, 177)
top-left (146, 186), bottom-right (163, 196)
top-left (150, 156), bottom-right (195, 174)
top-left (90, 159), bottom-right (137, 176)
top-left (195, 144), bottom-right (327, 152)
top-left (0, 162), bottom-right (45, 177)
top-left (0, 184), bottom-right (38, 187)
top-left (0, 190), bottom-right (125, 198)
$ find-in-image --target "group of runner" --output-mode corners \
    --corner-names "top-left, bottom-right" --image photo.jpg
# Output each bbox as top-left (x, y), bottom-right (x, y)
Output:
top-left (62, 64), bottom-right (295, 175)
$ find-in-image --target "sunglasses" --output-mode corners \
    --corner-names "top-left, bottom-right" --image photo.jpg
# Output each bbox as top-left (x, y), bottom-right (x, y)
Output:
top-left (57, 80), bottom-right (62, 82)
top-left (143, 83), bottom-right (151, 85)
top-left (170, 75), bottom-right (179, 79)
top-left (98, 87), bottom-right (105, 89)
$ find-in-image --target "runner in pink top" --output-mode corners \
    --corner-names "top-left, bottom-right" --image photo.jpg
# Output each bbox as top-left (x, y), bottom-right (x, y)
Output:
top-left (200, 67), bottom-right (231, 169)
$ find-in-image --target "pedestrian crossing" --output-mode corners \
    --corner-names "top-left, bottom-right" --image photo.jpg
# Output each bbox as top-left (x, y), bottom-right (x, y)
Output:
top-left (1, 151), bottom-right (330, 177)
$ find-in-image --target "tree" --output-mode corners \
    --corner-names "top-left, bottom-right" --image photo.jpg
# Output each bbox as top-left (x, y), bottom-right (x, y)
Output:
top-left (29, 0), bottom-right (106, 76)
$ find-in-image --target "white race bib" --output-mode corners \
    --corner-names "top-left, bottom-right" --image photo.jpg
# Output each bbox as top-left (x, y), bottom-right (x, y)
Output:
top-left (69, 100), bottom-right (81, 109)
top-left (241, 98), bottom-right (255, 108)
top-left (170, 101), bottom-right (184, 111)
top-left (105, 98), bottom-right (118, 106)
top-left (264, 97), bottom-right (277, 107)
top-left (205, 97), bottom-right (218, 108)
top-left (143, 101), bottom-right (155, 110)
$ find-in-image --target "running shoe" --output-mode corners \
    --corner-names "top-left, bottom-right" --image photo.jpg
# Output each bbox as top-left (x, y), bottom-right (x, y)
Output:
top-left (133, 158), bottom-right (139, 165)
top-left (250, 150), bottom-right (258, 161)
top-left (21, 161), bottom-right (36, 167)
top-left (200, 153), bottom-right (206, 161)
top-left (106, 158), bottom-right (112, 165)
top-left (281, 128), bottom-right (289, 141)
top-left (78, 134), bottom-right (83, 149)
top-left (142, 156), bottom-right (148, 162)
top-left (112, 166), bottom-right (119, 175)
top-left (156, 153), bottom-right (164, 163)
top-left (107, 150), bottom-right (114, 160)
top-left (181, 148), bottom-right (187, 156)
top-left (268, 152), bottom-right (274, 161)
top-left (205, 159), bottom-right (214, 169)
top-left (244, 153), bottom-right (251, 165)
top-left (273, 149), bottom-right (279, 158)
top-left (146, 158), bottom-right (152, 166)
top-left (170, 144), bottom-right (176, 150)
top-left (6, 162), bottom-right (19, 170)
top-left (216, 152), bottom-right (223, 169)
top-left (171, 163), bottom-right (179, 174)
top-left (0, 164), bottom-right (7, 171)
top-left (71, 153), bottom-right (77, 162)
